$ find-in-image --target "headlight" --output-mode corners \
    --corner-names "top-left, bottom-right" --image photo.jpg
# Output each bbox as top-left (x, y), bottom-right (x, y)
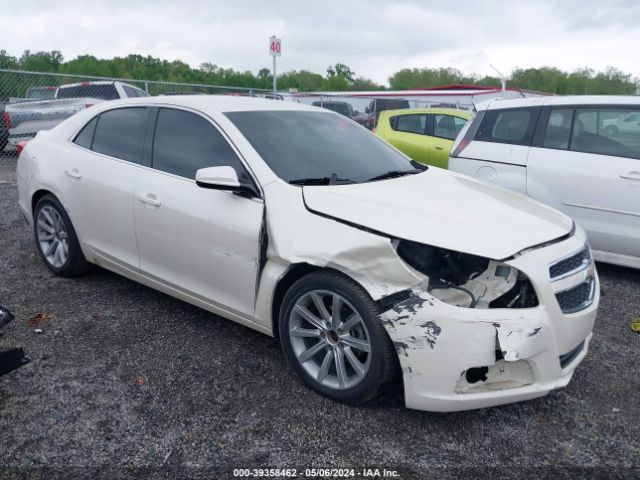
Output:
top-left (396, 240), bottom-right (538, 309)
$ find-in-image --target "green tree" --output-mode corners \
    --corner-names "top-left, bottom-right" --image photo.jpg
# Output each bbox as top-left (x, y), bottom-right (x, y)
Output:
top-left (0, 50), bottom-right (19, 69)
top-left (19, 50), bottom-right (64, 72)
top-left (388, 67), bottom-right (478, 90)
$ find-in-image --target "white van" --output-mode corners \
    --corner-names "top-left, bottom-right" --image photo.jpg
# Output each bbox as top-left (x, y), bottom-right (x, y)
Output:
top-left (449, 96), bottom-right (640, 269)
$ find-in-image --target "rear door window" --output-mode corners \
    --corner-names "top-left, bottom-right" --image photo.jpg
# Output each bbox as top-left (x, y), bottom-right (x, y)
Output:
top-left (91, 108), bottom-right (147, 163)
top-left (475, 108), bottom-right (539, 145)
top-left (394, 114), bottom-right (427, 135)
top-left (433, 114), bottom-right (467, 140)
top-left (570, 107), bottom-right (640, 159)
top-left (152, 108), bottom-right (245, 179)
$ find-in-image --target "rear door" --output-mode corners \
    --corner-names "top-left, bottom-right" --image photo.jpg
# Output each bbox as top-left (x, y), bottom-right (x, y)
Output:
top-left (58, 107), bottom-right (148, 270)
top-left (134, 107), bottom-right (264, 317)
top-left (449, 107), bottom-right (540, 194)
top-left (428, 113), bottom-right (468, 169)
top-left (527, 105), bottom-right (640, 260)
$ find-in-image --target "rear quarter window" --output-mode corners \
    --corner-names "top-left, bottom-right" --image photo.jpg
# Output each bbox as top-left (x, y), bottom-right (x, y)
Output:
top-left (73, 117), bottom-right (98, 149)
top-left (475, 107), bottom-right (540, 146)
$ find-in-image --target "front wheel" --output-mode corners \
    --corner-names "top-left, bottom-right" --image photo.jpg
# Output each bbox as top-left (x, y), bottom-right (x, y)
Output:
top-left (279, 270), bottom-right (399, 405)
top-left (604, 125), bottom-right (619, 137)
top-left (34, 194), bottom-right (90, 277)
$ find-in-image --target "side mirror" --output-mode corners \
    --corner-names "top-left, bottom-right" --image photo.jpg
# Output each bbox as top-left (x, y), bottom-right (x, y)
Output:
top-left (195, 166), bottom-right (258, 198)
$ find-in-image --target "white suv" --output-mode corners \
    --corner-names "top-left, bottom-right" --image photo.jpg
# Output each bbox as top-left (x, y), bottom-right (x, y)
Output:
top-left (450, 96), bottom-right (640, 269)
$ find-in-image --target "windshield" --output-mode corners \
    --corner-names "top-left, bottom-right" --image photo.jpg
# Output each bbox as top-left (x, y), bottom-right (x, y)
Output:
top-left (225, 110), bottom-right (416, 183)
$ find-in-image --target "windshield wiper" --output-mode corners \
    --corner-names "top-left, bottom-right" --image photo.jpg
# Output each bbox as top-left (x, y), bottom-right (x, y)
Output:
top-left (366, 168), bottom-right (424, 183)
top-left (289, 173), bottom-right (356, 186)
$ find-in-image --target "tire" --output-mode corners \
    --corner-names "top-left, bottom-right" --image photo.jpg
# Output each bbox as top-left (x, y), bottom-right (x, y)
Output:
top-left (279, 270), bottom-right (399, 405)
top-left (604, 125), bottom-right (618, 137)
top-left (33, 194), bottom-right (90, 277)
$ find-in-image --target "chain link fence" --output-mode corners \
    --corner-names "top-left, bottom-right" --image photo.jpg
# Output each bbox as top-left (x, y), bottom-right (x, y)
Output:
top-left (0, 68), bottom-right (276, 165)
top-left (0, 69), bottom-right (541, 167)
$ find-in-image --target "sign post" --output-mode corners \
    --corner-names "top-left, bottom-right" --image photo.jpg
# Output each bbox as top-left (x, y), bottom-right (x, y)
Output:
top-left (269, 36), bottom-right (281, 97)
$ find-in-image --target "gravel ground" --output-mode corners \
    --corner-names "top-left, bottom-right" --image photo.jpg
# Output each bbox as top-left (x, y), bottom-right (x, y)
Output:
top-left (1, 161), bottom-right (639, 479)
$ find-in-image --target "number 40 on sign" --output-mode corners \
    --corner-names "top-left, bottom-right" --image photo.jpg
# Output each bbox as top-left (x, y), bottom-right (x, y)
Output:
top-left (269, 36), bottom-right (281, 57)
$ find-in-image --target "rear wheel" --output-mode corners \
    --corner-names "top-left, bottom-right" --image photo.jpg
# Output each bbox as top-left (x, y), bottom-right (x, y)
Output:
top-left (279, 270), bottom-right (399, 404)
top-left (34, 194), bottom-right (90, 277)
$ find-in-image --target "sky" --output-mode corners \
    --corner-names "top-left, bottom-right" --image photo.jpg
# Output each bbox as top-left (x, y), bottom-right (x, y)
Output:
top-left (2, 0), bottom-right (640, 85)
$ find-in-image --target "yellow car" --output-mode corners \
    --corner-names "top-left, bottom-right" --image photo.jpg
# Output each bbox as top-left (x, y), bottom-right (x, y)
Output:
top-left (376, 108), bottom-right (473, 168)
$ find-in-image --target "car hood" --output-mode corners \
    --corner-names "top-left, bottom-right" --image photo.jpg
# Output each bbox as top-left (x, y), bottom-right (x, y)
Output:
top-left (302, 168), bottom-right (573, 259)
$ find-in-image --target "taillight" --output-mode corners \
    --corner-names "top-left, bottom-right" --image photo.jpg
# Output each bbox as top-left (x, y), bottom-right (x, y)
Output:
top-left (85, 103), bottom-right (94, 108)
top-left (16, 141), bottom-right (28, 157)
top-left (450, 110), bottom-right (484, 158)
top-left (451, 138), bottom-right (470, 158)
top-left (3, 111), bottom-right (11, 129)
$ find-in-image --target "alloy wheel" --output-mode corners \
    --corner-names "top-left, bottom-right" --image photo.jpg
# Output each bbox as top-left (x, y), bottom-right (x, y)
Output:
top-left (36, 205), bottom-right (69, 268)
top-left (288, 289), bottom-right (372, 390)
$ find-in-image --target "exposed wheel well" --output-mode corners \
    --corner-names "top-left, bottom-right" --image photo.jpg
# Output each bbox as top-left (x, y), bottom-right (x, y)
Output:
top-left (31, 189), bottom-right (55, 213)
top-left (270, 263), bottom-right (321, 343)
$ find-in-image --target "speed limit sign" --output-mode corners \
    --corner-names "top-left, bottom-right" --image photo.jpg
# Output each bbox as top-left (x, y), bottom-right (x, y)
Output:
top-left (269, 36), bottom-right (281, 57)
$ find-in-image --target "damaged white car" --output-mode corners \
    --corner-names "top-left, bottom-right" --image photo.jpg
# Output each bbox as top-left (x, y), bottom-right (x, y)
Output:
top-left (17, 96), bottom-right (599, 411)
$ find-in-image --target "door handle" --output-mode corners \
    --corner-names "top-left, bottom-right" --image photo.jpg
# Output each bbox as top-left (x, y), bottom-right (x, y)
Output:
top-left (138, 194), bottom-right (161, 207)
top-left (620, 171), bottom-right (640, 181)
top-left (434, 146), bottom-right (444, 151)
top-left (64, 168), bottom-right (82, 179)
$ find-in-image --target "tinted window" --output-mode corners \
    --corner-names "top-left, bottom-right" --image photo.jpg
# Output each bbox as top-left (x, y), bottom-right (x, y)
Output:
top-left (123, 86), bottom-right (137, 97)
top-left (312, 102), bottom-right (351, 116)
top-left (543, 108), bottom-right (573, 149)
top-left (475, 108), bottom-right (538, 145)
top-left (570, 107), bottom-right (640, 159)
top-left (73, 117), bottom-right (98, 149)
top-left (57, 84), bottom-right (119, 100)
top-left (372, 99), bottom-right (411, 111)
top-left (433, 114), bottom-right (467, 140)
top-left (123, 85), bottom-right (147, 98)
top-left (92, 108), bottom-right (146, 162)
top-left (152, 108), bottom-right (245, 179)
top-left (226, 111), bottom-right (415, 183)
top-left (393, 114), bottom-right (426, 135)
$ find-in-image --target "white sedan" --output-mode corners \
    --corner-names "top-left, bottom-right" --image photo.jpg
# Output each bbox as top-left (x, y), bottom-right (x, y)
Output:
top-left (17, 96), bottom-right (598, 412)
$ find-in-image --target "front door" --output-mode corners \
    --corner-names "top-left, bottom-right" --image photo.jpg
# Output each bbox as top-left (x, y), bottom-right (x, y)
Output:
top-left (134, 107), bottom-right (263, 316)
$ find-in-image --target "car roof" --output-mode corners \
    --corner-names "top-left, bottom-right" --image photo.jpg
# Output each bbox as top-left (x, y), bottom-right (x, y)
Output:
top-left (89, 94), bottom-right (321, 113)
top-left (478, 95), bottom-right (640, 111)
top-left (379, 107), bottom-right (473, 118)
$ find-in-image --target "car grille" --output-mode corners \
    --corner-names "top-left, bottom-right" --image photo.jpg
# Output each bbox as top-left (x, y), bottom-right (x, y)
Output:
top-left (555, 277), bottom-right (596, 314)
top-left (549, 245), bottom-right (591, 280)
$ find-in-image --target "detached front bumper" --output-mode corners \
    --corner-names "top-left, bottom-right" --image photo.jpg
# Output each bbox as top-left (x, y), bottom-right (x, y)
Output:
top-left (379, 230), bottom-right (599, 412)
